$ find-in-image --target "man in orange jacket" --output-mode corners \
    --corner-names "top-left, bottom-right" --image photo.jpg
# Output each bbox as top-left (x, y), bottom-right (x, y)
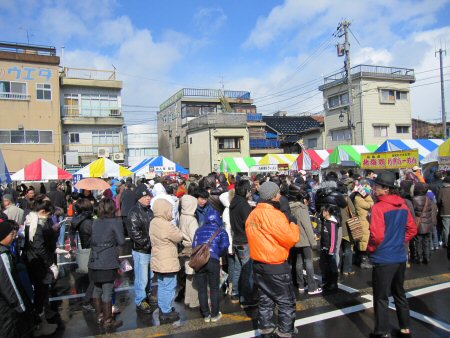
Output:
top-left (246, 181), bottom-right (300, 338)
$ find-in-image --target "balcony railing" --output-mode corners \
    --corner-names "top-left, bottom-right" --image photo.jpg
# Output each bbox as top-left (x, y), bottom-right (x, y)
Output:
top-left (64, 144), bottom-right (124, 155)
top-left (250, 139), bottom-right (281, 149)
top-left (61, 67), bottom-right (116, 81)
top-left (323, 64), bottom-right (415, 85)
top-left (187, 113), bottom-right (247, 131)
top-left (0, 92), bottom-right (31, 101)
top-left (247, 113), bottom-right (263, 121)
top-left (62, 106), bottom-right (122, 118)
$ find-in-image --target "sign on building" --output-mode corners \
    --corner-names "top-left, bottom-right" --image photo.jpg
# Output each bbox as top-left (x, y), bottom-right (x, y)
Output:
top-left (361, 150), bottom-right (419, 169)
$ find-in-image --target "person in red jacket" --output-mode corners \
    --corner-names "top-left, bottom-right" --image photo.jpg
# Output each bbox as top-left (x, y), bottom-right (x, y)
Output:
top-left (368, 171), bottom-right (417, 338)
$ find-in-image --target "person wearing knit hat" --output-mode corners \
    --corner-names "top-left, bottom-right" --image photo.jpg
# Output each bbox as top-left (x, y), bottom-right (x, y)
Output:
top-left (258, 181), bottom-right (280, 201)
top-left (245, 181), bottom-right (300, 337)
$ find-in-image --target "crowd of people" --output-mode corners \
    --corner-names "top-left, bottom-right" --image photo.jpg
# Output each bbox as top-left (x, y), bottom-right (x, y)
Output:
top-left (0, 166), bottom-right (449, 337)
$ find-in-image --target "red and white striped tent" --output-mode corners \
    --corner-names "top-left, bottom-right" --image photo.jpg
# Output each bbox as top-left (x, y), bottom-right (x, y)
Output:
top-left (11, 158), bottom-right (73, 181)
top-left (292, 149), bottom-right (333, 171)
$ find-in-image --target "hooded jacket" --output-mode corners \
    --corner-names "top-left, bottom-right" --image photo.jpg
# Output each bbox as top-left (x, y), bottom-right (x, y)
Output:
top-left (120, 188), bottom-right (138, 217)
top-left (70, 211), bottom-right (93, 249)
top-left (47, 182), bottom-right (67, 212)
top-left (192, 211), bottom-right (230, 261)
top-left (126, 201), bottom-right (153, 253)
top-left (150, 199), bottom-right (183, 273)
top-left (368, 194), bottom-right (418, 264)
top-left (220, 191), bottom-right (234, 254)
top-left (289, 201), bottom-right (316, 248)
top-left (180, 195), bottom-right (199, 255)
top-left (151, 183), bottom-right (179, 225)
top-left (229, 195), bottom-right (252, 245)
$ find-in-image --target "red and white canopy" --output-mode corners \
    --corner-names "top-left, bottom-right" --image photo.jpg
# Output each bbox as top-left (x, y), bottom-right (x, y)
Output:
top-left (11, 158), bottom-right (73, 181)
top-left (292, 149), bottom-right (333, 171)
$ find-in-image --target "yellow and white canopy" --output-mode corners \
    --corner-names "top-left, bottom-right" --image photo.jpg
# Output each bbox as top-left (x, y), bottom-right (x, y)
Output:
top-left (74, 158), bottom-right (133, 178)
top-left (257, 154), bottom-right (299, 166)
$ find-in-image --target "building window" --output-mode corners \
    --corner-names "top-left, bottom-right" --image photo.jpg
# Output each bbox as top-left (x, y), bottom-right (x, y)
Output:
top-left (36, 83), bottom-right (52, 100)
top-left (379, 89), bottom-right (395, 103)
top-left (218, 137), bottom-right (241, 150)
top-left (70, 133), bottom-right (80, 143)
top-left (374, 126), bottom-right (388, 137)
top-left (307, 138), bottom-right (317, 148)
top-left (331, 129), bottom-right (351, 141)
top-left (396, 91), bottom-right (408, 100)
top-left (328, 92), bottom-right (349, 109)
top-left (92, 130), bottom-right (121, 153)
top-left (189, 137), bottom-right (192, 144)
top-left (0, 130), bottom-right (53, 144)
top-left (0, 81), bottom-right (28, 100)
top-left (79, 94), bottom-right (119, 117)
top-left (396, 126), bottom-right (410, 134)
top-left (183, 136), bottom-right (187, 143)
top-left (175, 136), bottom-right (180, 148)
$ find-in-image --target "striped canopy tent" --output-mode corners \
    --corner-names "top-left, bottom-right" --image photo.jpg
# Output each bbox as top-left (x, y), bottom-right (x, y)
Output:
top-left (11, 158), bottom-right (72, 181)
top-left (291, 149), bottom-right (333, 171)
top-left (74, 157), bottom-right (133, 178)
top-left (130, 157), bottom-right (156, 176)
top-left (220, 157), bottom-right (262, 173)
top-left (321, 145), bottom-right (379, 168)
top-left (0, 149), bottom-right (11, 184)
top-left (257, 154), bottom-right (299, 166)
top-left (421, 138), bottom-right (450, 164)
top-left (375, 139), bottom-right (444, 162)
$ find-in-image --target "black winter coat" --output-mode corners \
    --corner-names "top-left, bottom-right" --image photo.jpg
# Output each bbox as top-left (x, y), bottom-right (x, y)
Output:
top-left (88, 218), bottom-right (125, 270)
top-left (412, 195), bottom-right (435, 234)
top-left (47, 184), bottom-right (67, 213)
top-left (70, 212), bottom-right (93, 249)
top-left (126, 202), bottom-right (153, 254)
top-left (230, 195), bottom-right (252, 245)
top-left (315, 181), bottom-right (348, 210)
top-left (0, 245), bottom-right (33, 338)
top-left (120, 189), bottom-right (137, 217)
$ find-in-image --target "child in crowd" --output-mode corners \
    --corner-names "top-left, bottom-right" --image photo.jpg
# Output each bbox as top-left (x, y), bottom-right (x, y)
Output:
top-left (320, 205), bottom-right (340, 292)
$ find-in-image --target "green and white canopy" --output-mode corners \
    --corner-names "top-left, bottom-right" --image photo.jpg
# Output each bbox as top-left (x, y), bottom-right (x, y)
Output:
top-left (220, 157), bottom-right (262, 173)
top-left (321, 145), bottom-right (379, 168)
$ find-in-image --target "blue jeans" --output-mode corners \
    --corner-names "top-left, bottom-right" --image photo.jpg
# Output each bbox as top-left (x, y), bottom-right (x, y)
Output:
top-left (232, 244), bottom-right (257, 303)
top-left (132, 250), bottom-right (153, 306)
top-left (442, 217), bottom-right (450, 247)
top-left (58, 221), bottom-right (66, 247)
top-left (157, 272), bottom-right (177, 314)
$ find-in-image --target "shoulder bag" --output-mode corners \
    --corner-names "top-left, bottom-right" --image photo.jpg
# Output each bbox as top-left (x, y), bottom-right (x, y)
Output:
top-left (189, 228), bottom-right (222, 271)
top-left (346, 206), bottom-right (363, 241)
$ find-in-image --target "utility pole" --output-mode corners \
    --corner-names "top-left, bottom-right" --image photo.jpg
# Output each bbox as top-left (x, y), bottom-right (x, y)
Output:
top-left (436, 48), bottom-right (447, 138)
top-left (338, 20), bottom-right (353, 143)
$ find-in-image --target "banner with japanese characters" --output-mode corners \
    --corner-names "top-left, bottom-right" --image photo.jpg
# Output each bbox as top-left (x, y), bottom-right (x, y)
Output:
top-left (361, 149), bottom-right (419, 169)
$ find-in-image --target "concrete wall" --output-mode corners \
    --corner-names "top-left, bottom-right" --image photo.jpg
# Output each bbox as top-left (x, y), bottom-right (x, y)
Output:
top-left (188, 127), bottom-right (250, 175)
top-left (125, 124), bottom-right (158, 167)
top-left (0, 59), bottom-right (62, 172)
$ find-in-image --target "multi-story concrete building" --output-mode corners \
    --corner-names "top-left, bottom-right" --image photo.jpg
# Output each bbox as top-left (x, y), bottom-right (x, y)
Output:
top-left (0, 42), bottom-right (63, 172)
top-left (125, 124), bottom-right (158, 168)
top-left (319, 65), bottom-right (416, 148)
top-left (59, 67), bottom-right (125, 171)
top-left (158, 88), bottom-right (280, 173)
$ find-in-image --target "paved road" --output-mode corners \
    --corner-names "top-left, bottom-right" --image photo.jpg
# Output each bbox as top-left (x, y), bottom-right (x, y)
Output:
top-left (47, 239), bottom-right (450, 338)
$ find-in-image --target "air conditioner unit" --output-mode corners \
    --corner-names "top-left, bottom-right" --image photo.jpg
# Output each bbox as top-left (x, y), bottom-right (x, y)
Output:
top-left (110, 109), bottom-right (119, 116)
top-left (98, 147), bottom-right (110, 158)
top-left (113, 152), bottom-right (124, 161)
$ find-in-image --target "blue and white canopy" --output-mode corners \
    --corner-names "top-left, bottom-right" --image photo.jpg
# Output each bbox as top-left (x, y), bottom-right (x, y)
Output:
top-left (130, 156), bottom-right (189, 176)
top-left (375, 139), bottom-right (444, 161)
top-left (0, 149), bottom-right (11, 184)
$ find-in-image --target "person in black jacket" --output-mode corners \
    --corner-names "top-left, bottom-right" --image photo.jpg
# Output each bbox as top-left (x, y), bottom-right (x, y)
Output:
top-left (229, 179), bottom-right (257, 306)
top-left (120, 183), bottom-right (137, 235)
top-left (88, 198), bottom-right (125, 330)
top-left (46, 182), bottom-right (67, 213)
top-left (22, 199), bottom-right (58, 336)
top-left (70, 198), bottom-right (95, 312)
top-left (0, 220), bottom-right (33, 338)
top-left (126, 185), bottom-right (155, 314)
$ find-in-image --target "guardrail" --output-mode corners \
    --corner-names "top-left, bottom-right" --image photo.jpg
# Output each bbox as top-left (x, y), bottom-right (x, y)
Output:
top-left (62, 106), bottom-right (122, 118)
top-left (0, 93), bottom-right (31, 100)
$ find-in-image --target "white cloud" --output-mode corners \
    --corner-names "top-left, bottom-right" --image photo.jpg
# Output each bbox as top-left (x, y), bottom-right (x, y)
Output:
top-left (194, 7), bottom-right (227, 36)
top-left (353, 47), bottom-right (393, 66)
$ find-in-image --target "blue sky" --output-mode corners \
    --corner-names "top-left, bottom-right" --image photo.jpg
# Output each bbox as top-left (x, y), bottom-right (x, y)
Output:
top-left (1, 0), bottom-right (450, 125)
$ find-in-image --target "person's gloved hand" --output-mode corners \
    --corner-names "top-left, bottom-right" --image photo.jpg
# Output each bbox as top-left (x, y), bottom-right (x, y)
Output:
top-left (50, 264), bottom-right (59, 280)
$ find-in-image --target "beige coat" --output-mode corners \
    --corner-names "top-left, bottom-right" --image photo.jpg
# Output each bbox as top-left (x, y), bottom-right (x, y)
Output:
top-left (179, 195), bottom-right (199, 275)
top-left (289, 201), bottom-right (316, 248)
top-left (354, 193), bottom-right (374, 251)
top-left (150, 199), bottom-right (183, 273)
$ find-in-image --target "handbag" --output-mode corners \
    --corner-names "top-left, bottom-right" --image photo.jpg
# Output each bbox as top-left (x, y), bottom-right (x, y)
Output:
top-left (346, 206), bottom-right (363, 241)
top-left (189, 228), bottom-right (222, 271)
